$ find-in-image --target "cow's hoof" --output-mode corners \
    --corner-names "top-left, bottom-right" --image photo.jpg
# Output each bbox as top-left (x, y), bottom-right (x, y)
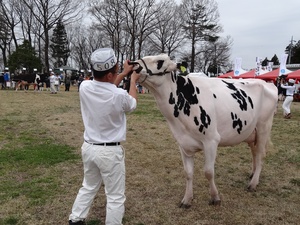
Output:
top-left (247, 185), bottom-right (256, 192)
top-left (209, 199), bottom-right (221, 206)
top-left (179, 202), bottom-right (191, 209)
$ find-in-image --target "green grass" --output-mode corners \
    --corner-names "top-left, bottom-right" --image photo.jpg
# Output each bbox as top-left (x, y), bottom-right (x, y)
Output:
top-left (0, 89), bottom-right (300, 224)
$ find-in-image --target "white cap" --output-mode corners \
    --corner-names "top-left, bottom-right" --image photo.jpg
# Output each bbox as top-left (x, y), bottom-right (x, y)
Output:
top-left (90, 48), bottom-right (117, 71)
top-left (33, 68), bottom-right (37, 71)
top-left (23, 68), bottom-right (26, 71)
top-left (288, 79), bottom-right (295, 84)
top-left (4, 67), bottom-right (9, 70)
top-left (49, 69), bottom-right (52, 72)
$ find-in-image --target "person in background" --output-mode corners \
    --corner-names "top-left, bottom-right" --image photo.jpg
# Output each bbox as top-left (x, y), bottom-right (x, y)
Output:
top-left (54, 73), bottom-right (60, 92)
top-left (77, 74), bottom-right (84, 92)
top-left (68, 48), bottom-right (140, 225)
top-left (3, 68), bottom-right (10, 89)
top-left (281, 78), bottom-right (296, 119)
top-left (65, 72), bottom-right (72, 91)
top-left (49, 72), bottom-right (56, 94)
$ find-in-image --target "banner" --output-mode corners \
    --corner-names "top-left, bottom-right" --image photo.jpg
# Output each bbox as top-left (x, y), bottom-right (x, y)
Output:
top-left (233, 57), bottom-right (242, 76)
top-left (279, 53), bottom-right (288, 75)
top-left (255, 57), bottom-right (262, 76)
top-left (267, 62), bottom-right (273, 72)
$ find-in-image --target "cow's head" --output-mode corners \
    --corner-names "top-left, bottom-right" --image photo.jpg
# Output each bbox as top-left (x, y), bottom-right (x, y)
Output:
top-left (129, 54), bottom-right (177, 84)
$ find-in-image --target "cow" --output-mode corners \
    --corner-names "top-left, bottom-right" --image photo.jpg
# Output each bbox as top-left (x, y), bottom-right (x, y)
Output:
top-left (130, 54), bottom-right (278, 208)
top-left (13, 73), bottom-right (48, 91)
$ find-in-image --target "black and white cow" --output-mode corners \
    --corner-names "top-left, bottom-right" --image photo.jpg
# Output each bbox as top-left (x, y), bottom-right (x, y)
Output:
top-left (130, 54), bottom-right (278, 208)
top-left (13, 73), bottom-right (47, 91)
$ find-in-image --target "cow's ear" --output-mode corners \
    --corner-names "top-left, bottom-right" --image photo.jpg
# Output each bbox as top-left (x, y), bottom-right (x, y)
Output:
top-left (157, 60), bottom-right (164, 70)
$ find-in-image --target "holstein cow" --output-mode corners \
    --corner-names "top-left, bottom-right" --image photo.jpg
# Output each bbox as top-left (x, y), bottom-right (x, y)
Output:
top-left (130, 54), bottom-right (278, 208)
top-left (13, 73), bottom-right (47, 91)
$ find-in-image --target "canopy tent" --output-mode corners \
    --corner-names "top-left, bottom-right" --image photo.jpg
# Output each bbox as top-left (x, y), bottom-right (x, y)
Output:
top-left (218, 69), bottom-right (249, 79)
top-left (287, 69), bottom-right (300, 80)
top-left (233, 70), bottom-right (256, 79)
top-left (217, 71), bottom-right (234, 78)
top-left (53, 66), bottom-right (79, 80)
top-left (54, 66), bottom-right (78, 73)
top-left (255, 68), bottom-right (281, 82)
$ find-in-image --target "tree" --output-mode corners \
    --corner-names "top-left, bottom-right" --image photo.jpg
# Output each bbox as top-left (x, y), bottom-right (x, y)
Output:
top-left (270, 54), bottom-right (279, 65)
top-left (0, 13), bottom-right (10, 66)
top-left (179, 0), bottom-right (221, 72)
top-left (147, 1), bottom-right (185, 56)
top-left (204, 35), bottom-right (232, 75)
top-left (50, 19), bottom-right (70, 68)
top-left (261, 57), bottom-right (269, 67)
top-left (7, 39), bottom-right (42, 73)
top-left (21, 0), bottom-right (84, 72)
top-left (285, 40), bottom-right (300, 64)
top-left (89, 0), bottom-right (126, 60)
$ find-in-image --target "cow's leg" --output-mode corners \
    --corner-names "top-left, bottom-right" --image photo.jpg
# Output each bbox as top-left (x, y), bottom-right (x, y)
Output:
top-left (247, 123), bottom-right (272, 191)
top-left (203, 142), bottom-right (220, 205)
top-left (248, 142), bottom-right (256, 179)
top-left (179, 146), bottom-right (194, 208)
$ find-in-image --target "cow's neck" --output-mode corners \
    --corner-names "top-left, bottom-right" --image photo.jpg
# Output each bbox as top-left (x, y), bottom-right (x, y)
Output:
top-left (144, 73), bottom-right (189, 115)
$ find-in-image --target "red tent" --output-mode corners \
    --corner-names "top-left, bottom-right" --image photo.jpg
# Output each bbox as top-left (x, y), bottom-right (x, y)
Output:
top-left (217, 71), bottom-right (234, 78)
top-left (287, 69), bottom-right (300, 80)
top-left (233, 69), bottom-right (256, 79)
top-left (255, 68), bottom-right (280, 82)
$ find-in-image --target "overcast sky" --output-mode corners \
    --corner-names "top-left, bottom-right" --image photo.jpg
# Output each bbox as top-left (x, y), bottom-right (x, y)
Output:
top-left (216, 0), bottom-right (300, 69)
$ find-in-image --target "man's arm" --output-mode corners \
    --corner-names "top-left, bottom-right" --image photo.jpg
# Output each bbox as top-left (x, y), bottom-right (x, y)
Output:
top-left (114, 60), bottom-right (133, 86)
top-left (128, 72), bottom-right (140, 101)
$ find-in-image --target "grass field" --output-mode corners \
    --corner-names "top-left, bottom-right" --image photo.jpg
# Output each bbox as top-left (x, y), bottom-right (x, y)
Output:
top-left (0, 86), bottom-right (299, 225)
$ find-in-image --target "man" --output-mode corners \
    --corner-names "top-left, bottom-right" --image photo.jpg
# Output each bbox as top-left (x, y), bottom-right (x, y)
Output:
top-left (281, 78), bottom-right (296, 119)
top-left (3, 68), bottom-right (10, 89)
top-left (69, 48), bottom-right (140, 225)
top-left (49, 72), bottom-right (56, 94)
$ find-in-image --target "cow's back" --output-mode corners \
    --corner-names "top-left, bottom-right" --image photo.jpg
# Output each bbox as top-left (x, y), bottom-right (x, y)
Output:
top-left (182, 77), bottom-right (277, 146)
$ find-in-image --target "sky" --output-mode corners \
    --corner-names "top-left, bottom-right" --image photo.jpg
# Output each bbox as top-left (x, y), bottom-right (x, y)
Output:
top-left (216, 0), bottom-right (300, 70)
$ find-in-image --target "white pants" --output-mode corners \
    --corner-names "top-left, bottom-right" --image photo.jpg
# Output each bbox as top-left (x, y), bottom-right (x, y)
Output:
top-left (282, 96), bottom-right (293, 115)
top-left (50, 83), bottom-right (56, 93)
top-left (69, 142), bottom-right (125, 225)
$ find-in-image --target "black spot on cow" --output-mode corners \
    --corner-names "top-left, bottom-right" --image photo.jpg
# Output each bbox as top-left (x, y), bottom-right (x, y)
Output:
top-left (169, 92), bottom-right (175, 104)
top-left (194, 117), bottom-right (199, 126)
top-left (157, 60), bottom-right (164, 70)
top-left (213, 93), bottom-right (217, 99)
top-left (199, 124), bottom-right (205, 134)
top-left (174, 104), bottom-right (179, 117)
top-left (198, 106), bottom-right (211, 135)
top-left (230, 112), bottom-right (243, 134)
top-left (169, 76), bottom-right (199, 117)
top-left (248, 96), bottom-right (253, 109)
top-left (169, 74), bottom-right (211, 134)
top-left (222, 80), bottom-right (254, 111)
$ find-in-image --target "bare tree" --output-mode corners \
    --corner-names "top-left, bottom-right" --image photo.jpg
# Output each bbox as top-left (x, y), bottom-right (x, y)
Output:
top-left (0, 0), bottom-right (21, 66)
top-left (21, 0), bottom-right (84, 72)
top-left (68, 24), bottom-right (108, 70)
top-left (123, 0), bottom-right (158, 59)
top-left (198, 35), bottom-right (233, 75)
top-left (89, 0), bottom-right (126, 60)
top-left (147, 0), bottom-right (185, 56)
top-left (0, 13), bottom-right (10, 67)
top-left (179, 0), bottom-right (222, 72)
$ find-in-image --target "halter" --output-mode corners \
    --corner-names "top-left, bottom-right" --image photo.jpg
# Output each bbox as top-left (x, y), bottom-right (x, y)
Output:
top-left (128, 59), bottom-right (174, 83)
